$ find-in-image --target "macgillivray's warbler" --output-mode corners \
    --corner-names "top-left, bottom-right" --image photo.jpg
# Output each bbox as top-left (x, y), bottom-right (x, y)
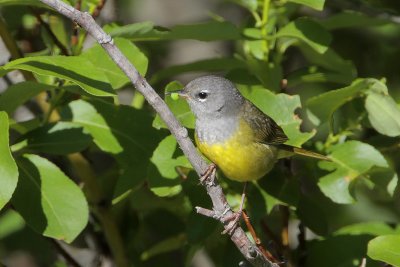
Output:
top-left (171, 75), bottom-right (329, 232)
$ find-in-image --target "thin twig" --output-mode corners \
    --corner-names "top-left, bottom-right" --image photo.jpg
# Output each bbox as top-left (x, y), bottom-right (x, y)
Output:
top-left (242, 210), bottom-right (280, 264)
top-left (50, 239), bottom-right (83, 267)
top-left (92, 0), bottom-right (106, 19)
top-left (71, 0), bottom-right (81, 47)
top-left (38, 1), bottom-right (278, 266)
top-left (359, 258), bottom-right (366, 267)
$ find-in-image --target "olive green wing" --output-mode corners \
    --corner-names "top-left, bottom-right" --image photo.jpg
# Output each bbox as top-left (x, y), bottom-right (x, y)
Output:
top-left (241, 100), bottom-right (288, 145)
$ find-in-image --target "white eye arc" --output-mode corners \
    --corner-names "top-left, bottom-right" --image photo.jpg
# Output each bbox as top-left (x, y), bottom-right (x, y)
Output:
top-left (198, 91), bottom-right (208, 102)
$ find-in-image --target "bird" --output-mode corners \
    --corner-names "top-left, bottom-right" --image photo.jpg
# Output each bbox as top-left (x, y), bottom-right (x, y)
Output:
top-left (171, 75), bottom-right (328, 232)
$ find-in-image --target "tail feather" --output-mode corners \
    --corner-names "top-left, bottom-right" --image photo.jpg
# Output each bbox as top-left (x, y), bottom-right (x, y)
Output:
top-left (278, 144), bottom-right (330, 161)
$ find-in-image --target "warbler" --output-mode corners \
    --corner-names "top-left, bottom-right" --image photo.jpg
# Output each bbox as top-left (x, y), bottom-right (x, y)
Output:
top-left (173, 75), bottom-right (328, 229)
top-left (176, 75), bottom-right (327, 180)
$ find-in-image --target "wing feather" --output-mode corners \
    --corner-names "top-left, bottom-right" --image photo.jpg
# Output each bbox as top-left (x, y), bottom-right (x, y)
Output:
top-left (241, 100), bottom-right (288, 145)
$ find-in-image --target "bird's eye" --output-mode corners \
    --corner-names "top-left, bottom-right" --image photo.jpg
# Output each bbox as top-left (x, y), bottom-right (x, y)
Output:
top-left (198, 91), bottom-right (208, 100)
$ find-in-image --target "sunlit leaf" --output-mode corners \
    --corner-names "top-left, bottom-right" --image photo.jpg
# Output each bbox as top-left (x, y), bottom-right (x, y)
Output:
top-left (318, 141), bottom-right (388, 204)
top-left (276, 18), bottom-right (331, 54)
top-left (368, 235), bottom-right (400, 266)
top-left (82, 38), bottom-right (148, 89)
top-left (288, 0), bottom-right (325, 11)
top-left (12, 154), bottom-right (88, 243)
top-left (150, 135), bottom-right (190, 179)
top-left (365, 92), bottom-right (400, 137)
top-left (1, 56), bottom-right (115, 96)
top-left (67, 99), bottom-right (162, 198)
top-left (307, 79), bottom-right (371, 124)
top-left (229, 0), bottom-right (257, 12)
top-left (0, 112), bottom-right (18, 210)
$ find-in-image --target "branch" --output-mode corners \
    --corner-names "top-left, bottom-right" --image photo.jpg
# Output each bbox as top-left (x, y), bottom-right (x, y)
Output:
top-left (38, 1), bottom-right (278, 266)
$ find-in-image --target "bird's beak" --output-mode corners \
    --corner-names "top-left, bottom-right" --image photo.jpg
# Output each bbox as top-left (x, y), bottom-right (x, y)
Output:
top-left (165, 89), bottom-right (189, 99)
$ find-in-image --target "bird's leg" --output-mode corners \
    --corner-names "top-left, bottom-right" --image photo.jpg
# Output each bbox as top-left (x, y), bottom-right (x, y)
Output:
top-left (199, 163), bottom-right (217, 185)
top-left (222, 182), bottom-right (247, 235)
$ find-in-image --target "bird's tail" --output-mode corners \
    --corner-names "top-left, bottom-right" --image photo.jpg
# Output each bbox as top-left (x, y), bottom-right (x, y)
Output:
top-left (278, 144), bottom-right (330, 161)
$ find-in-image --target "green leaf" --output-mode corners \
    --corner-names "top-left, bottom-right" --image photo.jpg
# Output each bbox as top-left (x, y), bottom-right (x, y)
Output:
top-left (150, 58), bottom-right (245, 84)
top-left (0, 0), bottom-right (48, 7)
top-left (105, 21), bottom-right (241, 41)
top-left (0, 82), bottom-right (54, 115)
top-left (9, 118), bottom-right (41, 135)
top-left (150, 135), bottom-right (190, 179)
top-left (140, 233), bottom-right (186, 261)
top-left (244, 40), bottom-right (265, 60)
top-left (287, 69), bottom-right (354, 87)
top-left (240, 85), bottom-right (315, 146)
top-left (365, 92), bottom-right (400, 137)
top-left (82, 38), bottom-right (148, 89)
top-left (1, 56), bottom-right (115, 96)
top-left (288, 0), bottom-right (325, 11)
top-left (306, 235), bottom-right (373, 267)
top-left (66, 100), bottom-right (162, 198)
top-left (230, 0), bottom-right (257, 12)
top-left (318, 141), bottom-right (388, 204)
top-left (307, 79), bottom-right (372, 124)
top-left (246, 59), bottom-right (283, 91)
top-left (147, 136), bottom-right (191, 198)
top-left (153, 81), bottom-right (195, 129)
top-left (15, 122), bottom-right (92, 155)
top-left (299, 46), bottom-right (356, 77)
top-left (12, 154), bottom-right (88, 243)
top-left (368, 235), bottom-right (400, 267)
top-left (276, 18), bottom-right (331, 54)
top-left (0, 112), bottom-right (18, 210)
top-left (335, 222), bottom-right (397, 236)
top-left (320, 11), bottom-right (391, 30)
top-left (0, 210), bottom-right (25, 239)
top-left (67, 100), bottom-right (122, 154)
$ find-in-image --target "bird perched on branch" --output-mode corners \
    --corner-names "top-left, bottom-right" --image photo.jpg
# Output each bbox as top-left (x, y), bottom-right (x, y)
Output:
top-left (172, 75), bottom-right (329, 232)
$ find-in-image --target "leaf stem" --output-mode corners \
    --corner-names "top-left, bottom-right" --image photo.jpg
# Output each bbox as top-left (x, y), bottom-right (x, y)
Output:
top-left (43, 89), bottom-right (64, 124)
top-left (261, 0), bottom-right (271, 56)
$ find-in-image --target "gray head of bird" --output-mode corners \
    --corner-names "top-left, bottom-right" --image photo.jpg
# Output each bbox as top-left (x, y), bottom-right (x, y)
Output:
top-left (178, 76), bottom-right (245, 120)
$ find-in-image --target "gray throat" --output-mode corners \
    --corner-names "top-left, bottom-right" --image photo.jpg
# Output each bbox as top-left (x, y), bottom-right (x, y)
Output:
top-left (196, 115), bottom-right (239, 144)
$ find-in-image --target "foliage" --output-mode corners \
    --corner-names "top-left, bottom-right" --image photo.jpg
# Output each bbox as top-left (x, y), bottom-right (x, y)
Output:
top-left (0, 0), bottom-right (400, 266)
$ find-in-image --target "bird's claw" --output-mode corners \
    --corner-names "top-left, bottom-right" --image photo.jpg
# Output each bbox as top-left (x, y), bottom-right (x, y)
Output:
top-left (199, 163), bottom-right (217, 186)
top-left (221, 210), bottom-right (242, 235)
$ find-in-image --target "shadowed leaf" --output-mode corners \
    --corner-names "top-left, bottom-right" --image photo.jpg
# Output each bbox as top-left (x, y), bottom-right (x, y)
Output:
top-left (12, 154), bottom-right (88, 243)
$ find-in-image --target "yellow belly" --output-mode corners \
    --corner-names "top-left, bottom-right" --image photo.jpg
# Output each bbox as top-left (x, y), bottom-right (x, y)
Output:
top-left (195, 121), bottom-right (278, 182)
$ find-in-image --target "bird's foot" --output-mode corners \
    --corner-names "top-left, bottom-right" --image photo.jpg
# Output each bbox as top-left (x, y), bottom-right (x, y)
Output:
top-left (199, 163), bottom-right (217, 186)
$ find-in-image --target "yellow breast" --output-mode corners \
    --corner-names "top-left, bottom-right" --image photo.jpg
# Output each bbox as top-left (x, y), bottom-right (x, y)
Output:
top-left (195, 119), bottom-right (278, 182)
